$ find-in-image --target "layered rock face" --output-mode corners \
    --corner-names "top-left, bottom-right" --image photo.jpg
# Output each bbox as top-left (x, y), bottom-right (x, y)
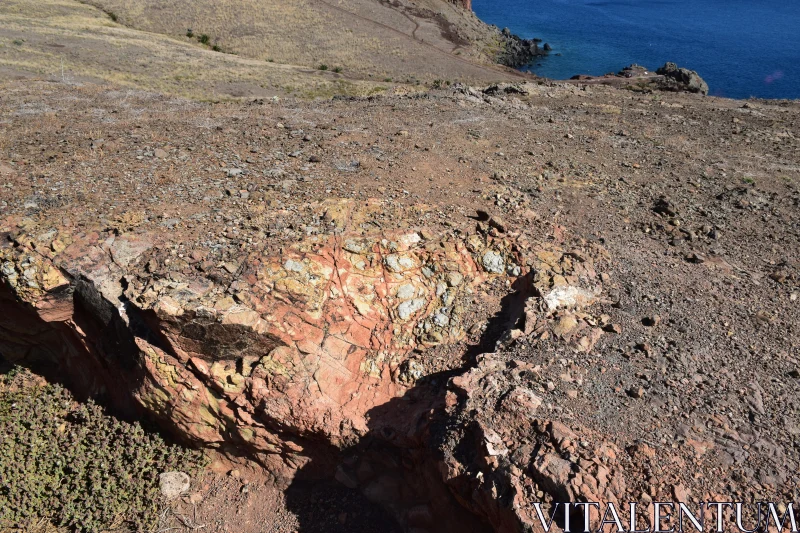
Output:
top-left (1, 195), bottom-right (625, 529)
top-left (0, 202), bottom-right (533, 453)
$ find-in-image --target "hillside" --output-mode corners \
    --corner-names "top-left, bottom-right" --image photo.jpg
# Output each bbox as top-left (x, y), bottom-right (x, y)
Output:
top-left (80, 0), bottom-right (521, 80)
top-left (1, 77), bottom-right (799, 531)
top-left (1, 0), bottom-right (799, 531)
top-left (0, 0), bottom-right (533, 101)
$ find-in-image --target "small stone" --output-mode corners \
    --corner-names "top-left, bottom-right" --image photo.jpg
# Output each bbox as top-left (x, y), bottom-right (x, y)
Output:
top-left (397, 298), bottom-right (426, 320)
top-left (603, 323), bottom-right (622, 334)
top-left (396, 283), bottom-right (416, 300)
top-left (154, 148), bottom-right (168, 158)
top-left (553, 314), bottom-right (578, 337)
top-left (335, 465), bottom-right (359, 489)
top-left (642, 316), bottom-right (660, 327)
top-left (488, 215), bottom-right (507, 233)
top-left (385, 254), bottom-right (415, 273)
top-left (433, 313), bottom-right (449, 327)
top-left (673, 484), bottom-right (690, 502)
top-left (284, 259), bottom-right (305, 273)
top-left (445, 272), bottom-right (464, 287)
top-left (635, 342), bottom-right (652, 355)
top-left (502, 386), bottom-right (542, 415)
top-left (482, 250), bottom-right (505, 274)
top-left (627, 387), bottom-right (645, 399)
top-left (788, 369), bottom-right (800, 379)
top-left (159, 471), bottom-right (190, 499)
top-left (50, 239), bottom-right (66, 253)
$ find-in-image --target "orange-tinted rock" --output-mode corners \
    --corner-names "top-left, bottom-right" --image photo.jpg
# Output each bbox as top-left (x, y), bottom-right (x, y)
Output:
top-left (0, 203), bottom-right (530, 480)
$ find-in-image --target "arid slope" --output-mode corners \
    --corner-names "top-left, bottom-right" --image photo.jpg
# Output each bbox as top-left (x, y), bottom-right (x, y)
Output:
top-left (0, 0), bottom-right (403, 99)
top-left (82, 0), bottom-right (521, 81)
top-left (1, 78), bottom-right (798, 531)
top-left (0, 0), bottom-right (528, 102)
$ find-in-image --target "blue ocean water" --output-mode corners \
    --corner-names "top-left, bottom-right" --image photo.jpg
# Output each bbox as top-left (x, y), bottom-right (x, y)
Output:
top-left (472, 0), bottom-right (800, 99)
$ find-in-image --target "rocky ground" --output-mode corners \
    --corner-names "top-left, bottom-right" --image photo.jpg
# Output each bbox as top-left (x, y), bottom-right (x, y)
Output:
top-left (1, 77), bottom-right (799, 531)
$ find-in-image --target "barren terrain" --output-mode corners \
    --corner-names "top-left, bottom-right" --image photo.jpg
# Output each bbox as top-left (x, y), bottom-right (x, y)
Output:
top-left (0, 0), bottom-right (529, 101)
top-left (1, 0), bottom-right (799, 530)
top-left (1, 75), bottom-right (798, 531)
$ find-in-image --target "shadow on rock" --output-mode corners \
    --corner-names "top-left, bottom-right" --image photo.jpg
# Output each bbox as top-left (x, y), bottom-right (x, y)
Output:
top-left (285, 274), bottom-right (536, 533)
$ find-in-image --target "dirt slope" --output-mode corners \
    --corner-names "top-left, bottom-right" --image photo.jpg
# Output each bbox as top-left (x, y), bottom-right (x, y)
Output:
top-left (0, 0), bottom-right (411, 100)
top-left (81, 0), bottom-right (525, 82)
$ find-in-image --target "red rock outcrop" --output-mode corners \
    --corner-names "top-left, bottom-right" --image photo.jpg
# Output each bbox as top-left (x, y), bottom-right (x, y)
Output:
top-left (0, 200), bottom-right (529, 477)
top-left (1, 197), bottom-right (623, 528)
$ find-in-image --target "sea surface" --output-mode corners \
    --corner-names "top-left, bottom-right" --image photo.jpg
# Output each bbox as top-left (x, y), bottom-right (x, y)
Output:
top-left (472, 0), bottom-right (800, 99)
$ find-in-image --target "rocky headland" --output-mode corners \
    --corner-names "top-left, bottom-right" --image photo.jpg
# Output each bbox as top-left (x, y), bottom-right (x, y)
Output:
top-left (570, 63), bottom-right (710, 95)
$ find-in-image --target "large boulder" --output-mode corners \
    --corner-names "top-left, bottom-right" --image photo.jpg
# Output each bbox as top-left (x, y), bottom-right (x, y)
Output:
top-left (656, 62), bottom-right (709, 95)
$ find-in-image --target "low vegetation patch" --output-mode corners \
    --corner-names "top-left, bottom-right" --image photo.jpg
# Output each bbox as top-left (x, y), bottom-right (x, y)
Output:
top-left (0, 367), bottom-right (205, 533)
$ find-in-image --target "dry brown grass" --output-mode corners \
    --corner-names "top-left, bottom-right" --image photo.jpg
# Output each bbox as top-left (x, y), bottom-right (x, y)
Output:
top-left (0, 0), bottom-right (408, 100)
top-left (81, 0), bottom-right (520, 83)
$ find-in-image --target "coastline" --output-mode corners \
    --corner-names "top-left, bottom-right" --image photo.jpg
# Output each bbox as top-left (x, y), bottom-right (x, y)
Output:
top-left (469, 0), bottom-right (800, 100)
top-left (493, 26), bottom-right (551, 69)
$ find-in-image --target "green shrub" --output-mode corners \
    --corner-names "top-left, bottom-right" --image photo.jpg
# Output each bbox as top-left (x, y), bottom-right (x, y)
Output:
top-left (318, 64), bottom-right (328, 71)
top-left (333, 67), bottom-right (342, 73)
top-left (186, 29), bottom-right (194, 38)
top-left (0, 368), bottom-right (205, 533)
top-left (198, 34), bottom-right (210, 45)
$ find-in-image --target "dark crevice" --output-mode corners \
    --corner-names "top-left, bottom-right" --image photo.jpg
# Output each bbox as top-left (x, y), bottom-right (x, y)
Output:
top-left (285, 272), bottom-right (537, 532)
